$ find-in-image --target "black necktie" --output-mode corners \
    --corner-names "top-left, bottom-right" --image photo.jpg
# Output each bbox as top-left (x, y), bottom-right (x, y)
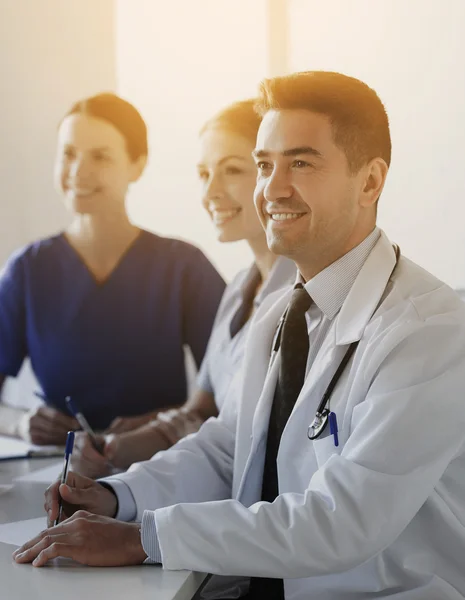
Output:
top-left (229, 265), bottom-right (262, 338)
top-left (247, 284), bottom-right (312, 600)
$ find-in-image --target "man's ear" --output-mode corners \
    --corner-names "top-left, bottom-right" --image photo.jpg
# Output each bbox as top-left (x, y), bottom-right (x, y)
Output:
top-left (359, 157), bottom-right (389, 207)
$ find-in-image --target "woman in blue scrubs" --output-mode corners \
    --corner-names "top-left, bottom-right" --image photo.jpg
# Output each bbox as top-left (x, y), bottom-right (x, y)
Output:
top-left (0, 93), bottom-right (225, 445)
top-left (72, 99), bottom-right (296, 477)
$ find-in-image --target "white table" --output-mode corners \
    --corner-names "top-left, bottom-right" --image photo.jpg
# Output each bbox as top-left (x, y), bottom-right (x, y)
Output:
top-left (0, 458), bottom-right (207, 600)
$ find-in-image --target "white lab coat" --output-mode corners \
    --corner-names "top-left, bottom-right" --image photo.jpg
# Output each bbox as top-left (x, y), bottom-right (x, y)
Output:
top-left (115, 231), bottom-right (465, 599)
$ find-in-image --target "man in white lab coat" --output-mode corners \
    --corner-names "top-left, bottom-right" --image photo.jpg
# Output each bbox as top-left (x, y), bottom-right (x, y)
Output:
top-left (15, 72), bottom-right (465, 600)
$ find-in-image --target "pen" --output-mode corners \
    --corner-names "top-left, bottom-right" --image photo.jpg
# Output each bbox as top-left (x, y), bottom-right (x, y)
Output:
top-left (55, 430), bottom-right (75, 526)
top-left (65, 396), bottom-right (104, 454)
top-left (329, 411), bottom-right (339, 447)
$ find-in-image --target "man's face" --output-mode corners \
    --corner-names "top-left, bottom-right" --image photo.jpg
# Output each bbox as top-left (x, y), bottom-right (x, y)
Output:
top-left (253, 109), bottom-right (375, 279)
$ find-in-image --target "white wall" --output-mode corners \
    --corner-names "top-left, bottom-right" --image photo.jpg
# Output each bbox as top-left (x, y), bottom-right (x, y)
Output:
top-left (289, 0), bottom-right (465, 288)
top-left (0, 0), bottom-right (116, 406)
top-left (0, 0), bottom-right (116, 265)
top-left (116, 0), bottom-right (269, 281)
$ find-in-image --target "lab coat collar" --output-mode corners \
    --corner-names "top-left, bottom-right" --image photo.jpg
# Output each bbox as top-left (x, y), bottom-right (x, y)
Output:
top-left (335, 229), bottom-right (397, 345)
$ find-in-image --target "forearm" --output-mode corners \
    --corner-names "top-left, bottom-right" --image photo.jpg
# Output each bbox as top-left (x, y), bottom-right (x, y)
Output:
top-left (136, 405), bottom-right (185, 423)
top-left (181, 388), bottom-right (217, 420)
top-left (0, 403), bottom-right (26, 437)
top-left (105, 415), bottom-right (236, 521)
top-left (108, 422), bottom-right (172, 469)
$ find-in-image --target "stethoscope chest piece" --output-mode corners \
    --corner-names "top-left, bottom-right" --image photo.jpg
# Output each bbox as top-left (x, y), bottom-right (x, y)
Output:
top-left (307, 408), bottom-right (330, 440)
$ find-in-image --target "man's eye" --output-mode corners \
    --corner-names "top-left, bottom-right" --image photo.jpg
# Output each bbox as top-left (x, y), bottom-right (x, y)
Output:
top-left (63, 149), bottom-right (75, 159)
top-left (293, 160), bottom-right (311, 168)
top-left (256, 161), bottom-right (272, 171)
top-left (197, 170), bottom-right (209, 181)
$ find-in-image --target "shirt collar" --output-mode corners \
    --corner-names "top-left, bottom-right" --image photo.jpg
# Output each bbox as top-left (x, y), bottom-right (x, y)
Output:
top-left (299, 227), bottom-right (381, 320)
top-left (253, 256), bottom-right (296, 308)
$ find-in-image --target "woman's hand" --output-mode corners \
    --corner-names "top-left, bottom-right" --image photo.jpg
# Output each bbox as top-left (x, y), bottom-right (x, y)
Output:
top-left (105, 412), bottom-right (156, 434)
top-left (70, 432), bottom-right (113, 479)
top-left (18, 406), bottom-right (79, 445)
top-left (100, 408), bottom-right (207, 471)
top-left (104, 424), bottom-right (171, 470)
top-left (155, 408), bottom-right (205, 445)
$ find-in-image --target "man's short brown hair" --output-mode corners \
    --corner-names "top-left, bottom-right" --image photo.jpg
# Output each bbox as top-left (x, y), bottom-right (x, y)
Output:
top-left (255, 71), bottom-right (391, 173)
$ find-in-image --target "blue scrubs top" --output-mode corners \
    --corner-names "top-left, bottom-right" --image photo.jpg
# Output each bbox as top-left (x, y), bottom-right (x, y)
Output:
top-left (0, 230), bottom-right (225, 430)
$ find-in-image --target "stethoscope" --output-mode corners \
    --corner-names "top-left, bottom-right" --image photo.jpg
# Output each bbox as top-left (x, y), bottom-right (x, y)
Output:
top-left (269, 244), bottom-right (401, 446)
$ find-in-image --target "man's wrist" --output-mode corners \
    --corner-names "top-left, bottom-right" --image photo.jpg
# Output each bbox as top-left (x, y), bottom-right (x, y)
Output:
top-left (129, 522), bottom-right (149, 564)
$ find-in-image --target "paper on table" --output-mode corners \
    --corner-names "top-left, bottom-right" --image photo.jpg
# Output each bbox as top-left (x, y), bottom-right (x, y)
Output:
top-left (14, 462), bottom-right (63, 484)
top-left (0, 435), bottom-right (63, 460)
top-left (0, 517), bottom-right (47, 547)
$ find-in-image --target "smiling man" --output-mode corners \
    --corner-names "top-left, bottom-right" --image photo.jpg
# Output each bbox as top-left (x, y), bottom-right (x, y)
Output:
top-left (252, 75), bottom-right (390, 282)
top-left (14, 72), bottom-right (465, 600)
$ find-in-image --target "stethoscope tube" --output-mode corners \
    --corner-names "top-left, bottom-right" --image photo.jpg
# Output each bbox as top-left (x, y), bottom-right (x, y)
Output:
top-left (307, 341), bottom-right (358, 440)
top-left (269, 244), bottom-right (401, 443)
top-left (306, 243), bottom-right (401, 441)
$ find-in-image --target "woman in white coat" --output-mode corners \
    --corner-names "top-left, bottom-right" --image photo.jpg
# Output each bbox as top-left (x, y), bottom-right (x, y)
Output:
top-left (16, 72), bottom-right (465, 600)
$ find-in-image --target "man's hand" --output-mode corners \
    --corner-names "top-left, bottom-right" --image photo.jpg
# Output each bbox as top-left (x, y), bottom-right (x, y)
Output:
top-left (18, 406), bottom-right (79, 445)
top-left (13, 512), bottom-right (147, 567)
top-left (70, 432), bottom-right (113, 479)
top-left (44, 471), bottom-right (118, 527)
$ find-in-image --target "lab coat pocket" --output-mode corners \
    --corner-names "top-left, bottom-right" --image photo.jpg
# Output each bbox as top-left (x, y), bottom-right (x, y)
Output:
top-left (311, 431), bottom-right (340, 468)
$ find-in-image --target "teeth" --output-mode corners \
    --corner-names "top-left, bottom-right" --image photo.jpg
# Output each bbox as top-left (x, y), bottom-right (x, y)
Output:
top-left (212, 209), bottom-right (240, 224)
top-left (270, 213), bottom-right (302, 221)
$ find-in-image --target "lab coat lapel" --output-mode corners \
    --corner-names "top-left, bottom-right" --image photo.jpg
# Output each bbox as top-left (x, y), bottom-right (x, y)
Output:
top-left (279, 232), bottom-right (398, 464)
top-left (234, 287), bottom-right (292, 502)
top-left (239, 286), bottom-right (293, 439)
top-left (335, 230), bottom-right (397, 345)
top-left (236, 231), bottom-right (398, 500)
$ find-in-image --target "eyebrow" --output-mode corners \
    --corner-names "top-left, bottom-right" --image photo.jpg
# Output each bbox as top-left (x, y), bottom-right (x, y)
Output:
top-left (62, 145), bottom-right (112, 153)
top-left (197, 155), bottom-right (248, 169)
top-left (252, 146), bottom-right (324, 159)
top-left (91, 147), bottom-right (112, 153)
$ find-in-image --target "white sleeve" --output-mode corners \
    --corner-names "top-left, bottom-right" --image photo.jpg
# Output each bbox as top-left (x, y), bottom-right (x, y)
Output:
top-left (101, 394), bottom-right (237, 522)
top-left (153, 317), bottom-right (465, 578)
